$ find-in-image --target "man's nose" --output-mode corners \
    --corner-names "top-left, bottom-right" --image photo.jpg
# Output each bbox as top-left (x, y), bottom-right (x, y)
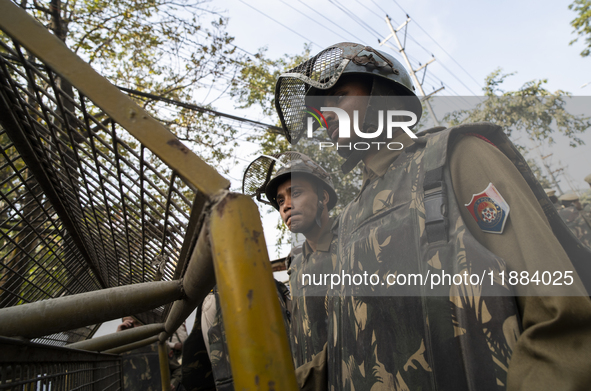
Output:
top-left (281, 196), bottom-right (292, 211)
top-left (322, 108), bottom-right (336, 122)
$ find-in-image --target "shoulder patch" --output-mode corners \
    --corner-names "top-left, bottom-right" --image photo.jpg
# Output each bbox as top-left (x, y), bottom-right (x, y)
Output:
top-left (465, 183), bottom-right (510, 234)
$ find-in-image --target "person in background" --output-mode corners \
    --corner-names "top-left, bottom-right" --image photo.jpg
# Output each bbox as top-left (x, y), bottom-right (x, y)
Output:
top-left (167, 321), bottom-right (188, 362)
top-left (116, 316), bottom-right (183, 391)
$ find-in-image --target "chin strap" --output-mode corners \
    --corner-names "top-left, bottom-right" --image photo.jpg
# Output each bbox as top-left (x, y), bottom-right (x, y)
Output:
top-left (315, 183), bottom-right (324, 227)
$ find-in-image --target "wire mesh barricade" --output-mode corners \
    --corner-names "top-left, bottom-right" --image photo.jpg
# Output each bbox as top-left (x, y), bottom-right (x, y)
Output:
top-left (0, 34), bottom-right (196, 332)
top-left (0, 337), bottom-right (121, 391)
top-left (0, 1), bottom-right (298, 389)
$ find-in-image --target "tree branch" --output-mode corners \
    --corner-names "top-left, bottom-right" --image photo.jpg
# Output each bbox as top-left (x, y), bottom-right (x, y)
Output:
top-left (32, 0), bottom-right (51, 14)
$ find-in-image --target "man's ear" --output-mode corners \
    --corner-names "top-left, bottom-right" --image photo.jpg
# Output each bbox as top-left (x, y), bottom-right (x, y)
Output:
top-left (322, 189), bottom-right (330, 207)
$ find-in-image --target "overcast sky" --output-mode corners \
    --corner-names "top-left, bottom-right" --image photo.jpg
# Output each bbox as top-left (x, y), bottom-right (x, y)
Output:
top-left (219, 0), bottom-right (590, 94)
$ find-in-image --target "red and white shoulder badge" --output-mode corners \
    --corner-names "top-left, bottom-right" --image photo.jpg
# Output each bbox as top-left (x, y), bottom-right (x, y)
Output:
top-left (464, 183), bottom-right (510, 234)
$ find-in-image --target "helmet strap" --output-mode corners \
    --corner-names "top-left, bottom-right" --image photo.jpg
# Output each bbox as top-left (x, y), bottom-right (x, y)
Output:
top-left (315, 183), bottom-right (324, 228)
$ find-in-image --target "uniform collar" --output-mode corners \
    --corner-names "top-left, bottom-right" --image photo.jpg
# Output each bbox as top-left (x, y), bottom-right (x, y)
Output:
top-left (302, 216), bottom-right (335, 258)
top-left (362, 133), bottom-right (415, 183)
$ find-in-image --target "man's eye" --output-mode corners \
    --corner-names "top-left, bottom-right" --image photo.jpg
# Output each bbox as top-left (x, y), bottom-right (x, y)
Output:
top-left (292, 191), bottom-right (301, 197)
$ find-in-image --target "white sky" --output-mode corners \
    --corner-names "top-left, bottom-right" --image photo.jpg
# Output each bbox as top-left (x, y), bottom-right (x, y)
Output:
top-left (220, 0), bottom-right (590, 94)
top-left (94, 0), bottom-right (591, 338)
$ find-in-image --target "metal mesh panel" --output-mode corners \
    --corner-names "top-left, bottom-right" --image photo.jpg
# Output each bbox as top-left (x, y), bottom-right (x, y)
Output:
top-left (0, 36), bottom-right (195, 328)
top-left (0, 123), bottom-right (102, 308)
top-left (276, 46), bottom-right (347, 143)
top-left (287, 47), bottom-right (346, 87)
top-left (242, 152), bottom-right (306, 204)
top-left (31, 325), bottom-right (100, 347)
top-left (0, 337), bottom-right (121, 390)
top-left (242, 155), bottom-right (279, 204)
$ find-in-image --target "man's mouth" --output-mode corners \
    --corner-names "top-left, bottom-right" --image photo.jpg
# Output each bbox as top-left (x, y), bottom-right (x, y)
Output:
top-left (327, 124), bottom-right (339, 142)
top-left (286, 212), bottom-right (300, 226)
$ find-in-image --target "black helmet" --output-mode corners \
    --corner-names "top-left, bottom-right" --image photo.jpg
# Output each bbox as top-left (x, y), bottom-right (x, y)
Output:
top-left (265, 152), bottom-right (337, 212)
top-left (242, 152), bottom-right (337, 216)
top-left (275, 42), bottom-right (422, 145)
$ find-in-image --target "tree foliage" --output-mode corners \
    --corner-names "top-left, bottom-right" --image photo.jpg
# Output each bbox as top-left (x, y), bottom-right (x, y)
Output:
top-left (17, 0), bottom-right (247, 169)
top-left (444, 69), bottom-right (590, 189)
top-left (230, 45), bottom-right (311, 117)
top-left (445, 69), bottom-right (590, 147)
top-left (569, 0), bottom-right (591, 57)
top-left (0, 0), bottom-right (251, 305)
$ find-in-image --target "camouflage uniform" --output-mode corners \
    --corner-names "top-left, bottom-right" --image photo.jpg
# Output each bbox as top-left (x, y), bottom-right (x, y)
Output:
top-left (182, 305), bottom-right (215, 391)
top-left (327, 124), bottom-right (591, 391)
top-left (288, 217), bottom-right (338, 368)
top-left (273, 41), bottom-right (591, 391)
top-left (559, 205), bottom-right (591, 249)
top-left (122, 342), bottom-right (183, 391)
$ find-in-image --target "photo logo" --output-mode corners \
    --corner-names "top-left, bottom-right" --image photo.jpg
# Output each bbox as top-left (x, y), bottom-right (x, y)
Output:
top-left (307, 108), bottom-right (418, 139)
top-left (305, 106), bottom-right (328, 130)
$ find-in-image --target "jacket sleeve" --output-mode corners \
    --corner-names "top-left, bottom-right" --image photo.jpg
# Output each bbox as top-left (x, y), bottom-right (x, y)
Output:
top-left (449, 135), bottom-right (591, 391)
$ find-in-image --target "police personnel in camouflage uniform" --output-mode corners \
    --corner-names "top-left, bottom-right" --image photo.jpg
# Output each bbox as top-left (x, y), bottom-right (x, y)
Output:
top-left (264, 153), bottom-right (338, 380)
top-left (191, 281), bottom-right (291, 391)
top-left (558, 193), bottom-right (591, 249)
top-left (274, 42), bottom-right (591, 391)
top-left (182, 285), bottom-right (291, 391)
top-left (117, 316), bottom-right (183, 391)
top-left (181, 153), bottom-right (336, 391)
top-left (544, 188), bottom-right (562, 210)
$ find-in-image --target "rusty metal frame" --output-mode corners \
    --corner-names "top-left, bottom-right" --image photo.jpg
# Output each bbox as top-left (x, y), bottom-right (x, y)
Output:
top-left (209, 194), bottom-right (297, 389)
top-left (0, 2), bottom-right (205, 323)
top-left (0, 1), bottom-right (229, 197)
top-left (0, 336), bottom-right (122, 390)
top-left (0, 280), bottom-right (183, 339)
top-left (0, 1), bottom-right (298, 390)
top-left (68, 323), bottom-right (164, 352)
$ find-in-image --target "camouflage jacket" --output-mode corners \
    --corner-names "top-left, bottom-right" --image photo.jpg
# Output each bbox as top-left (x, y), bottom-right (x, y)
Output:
top-left (327, 124), bottom-right (539, 391)
top-left (122, 342), bottom-right (182, 391)
top-left (288, 217), bottom-right (338, 368)
top-left (182, 304), bottom-right (215, 391)
top-left (558, 205), bottom-right (591, 249)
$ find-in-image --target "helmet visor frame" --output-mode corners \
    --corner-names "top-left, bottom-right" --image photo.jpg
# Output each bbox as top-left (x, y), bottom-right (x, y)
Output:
top-left (275, 45), bottom-right (365, 144)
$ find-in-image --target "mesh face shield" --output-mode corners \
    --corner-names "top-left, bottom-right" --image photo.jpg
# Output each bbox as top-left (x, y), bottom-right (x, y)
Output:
top-left (242, 152), bottom-right (302, 206)
top-left (242, 152), bottom-right (337, 211)
top-left (275, 42), bottom-right (420, 144)
top-left (275, 46), bottom-right (348, 144)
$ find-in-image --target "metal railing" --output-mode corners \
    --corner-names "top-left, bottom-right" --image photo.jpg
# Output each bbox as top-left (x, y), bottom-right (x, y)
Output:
top-left (0, 0), bottom-right (297, 389)
top-left (0, 337), bottom-right (122, 391)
